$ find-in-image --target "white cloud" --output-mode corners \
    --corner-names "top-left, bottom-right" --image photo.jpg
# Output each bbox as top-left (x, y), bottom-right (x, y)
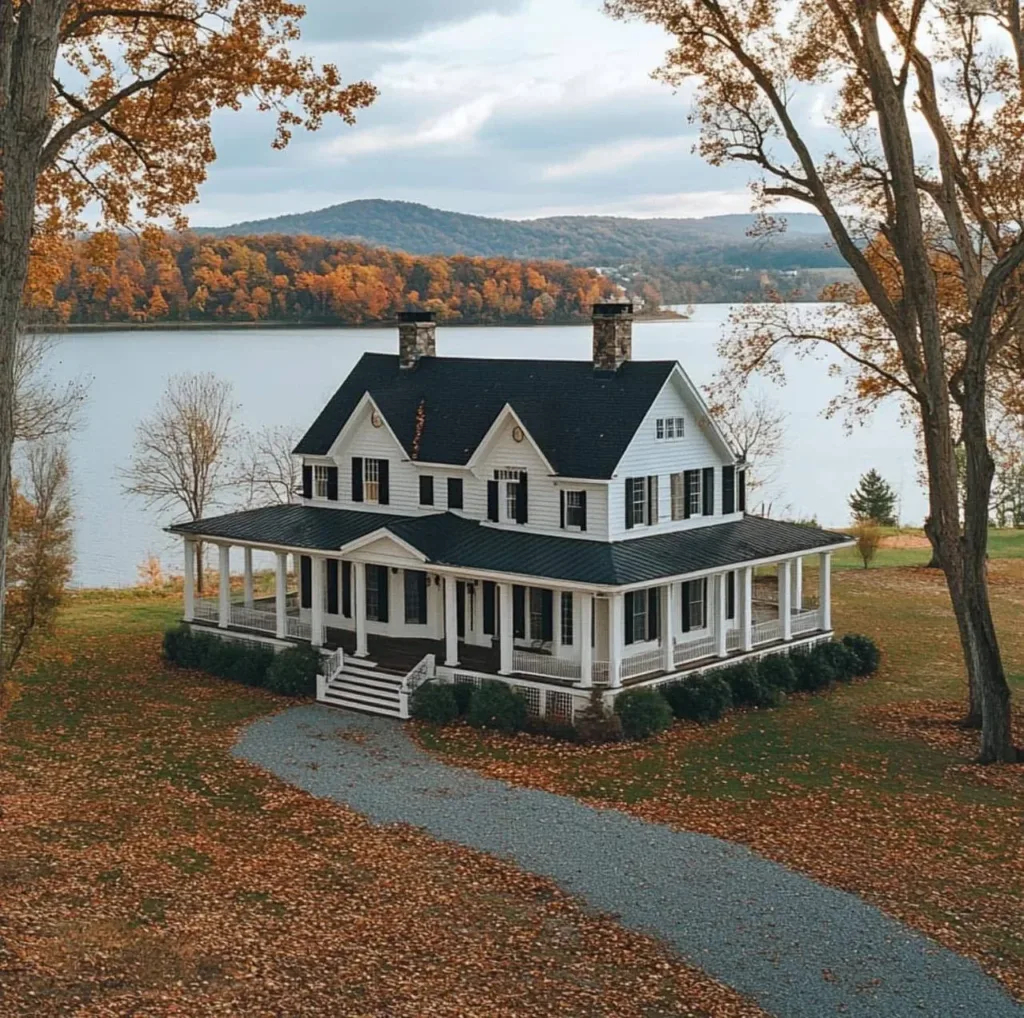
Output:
top-left (541, 135), bottom-right (693, 181)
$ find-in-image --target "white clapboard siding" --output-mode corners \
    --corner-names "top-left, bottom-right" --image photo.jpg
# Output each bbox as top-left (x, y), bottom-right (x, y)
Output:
top-left (609, 373), bottom-right (736, 540)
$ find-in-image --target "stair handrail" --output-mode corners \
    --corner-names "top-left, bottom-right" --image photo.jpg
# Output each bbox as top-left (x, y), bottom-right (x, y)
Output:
top-left (401, 653), bottom-right (436, 694)
top-left (323, 647), bottom-right (345, 682)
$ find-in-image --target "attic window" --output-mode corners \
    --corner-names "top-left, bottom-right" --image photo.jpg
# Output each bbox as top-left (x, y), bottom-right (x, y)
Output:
top-left (656, 417), bottom-right (685, 439)
top-left (313, 466), bottom-right (330, 499)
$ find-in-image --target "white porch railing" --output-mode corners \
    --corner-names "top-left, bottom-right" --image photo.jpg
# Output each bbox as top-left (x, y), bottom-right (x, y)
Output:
top-left (512, 649), bottom-right (582, 682)
top-left (674, 634), bottom-right (716, 668)
top-left (193, 598), bottom-right (219, 623)
top-left (620, 646), bottom-right (663, 680)
top-left (726, 628), bottom-right (742, 652)
top-left (229, 604), bottom-right (277, 635)
top-left (752, 618), bottom-right (783, 646)
top-left (592, 661), bottom-right (610, 686)
top-left (791, 608), bottom-right (821, 636)
top-left (286, 615), bottom-right (311, 641)
top-left (323, 647), bottom-right (345, 681)
top-left (402, 653), bottom-right (436, 694)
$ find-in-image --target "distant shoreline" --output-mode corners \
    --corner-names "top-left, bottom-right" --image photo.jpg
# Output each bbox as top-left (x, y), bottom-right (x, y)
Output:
top-left (27, 311), bottom-right (691, 334)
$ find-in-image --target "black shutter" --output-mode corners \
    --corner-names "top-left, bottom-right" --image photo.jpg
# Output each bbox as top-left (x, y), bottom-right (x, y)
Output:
top-left (351, 457), bottom-right (363, 502)
top-left (722, 466), bottom-right (736, 514)
top-left (342, 561), bottom-right (352, 617)
top-left (541, 589), bottom-right (554, 641)
top-left (647, 588), bottom-right (660, 641)
top-left (516, 471), bottom-right (528, 524)
top-left (702, 467), bottom-right (715, 516)
top-left (447, 477), bottom-right (463, 509)
top-left (326, 560), bottom-right (339, 615)
top-left (738, 469), bottom-right (747, 512)
top-left (624, 592), bottom-right (635, 645)
top-left (419, 475), bottom-right (434, 506)
top-left (560, 490), bottom-right (566, 529)
top-left (647, 476), bottom-right (656, 525)
top-left (379, 460), bottom-right (390, 505)
top-left (683, 472), bottom-right (693, 519)
top-left (377, 565), bottom-right (389, 623)
top-left (482, 581), bottom-right (496, 635)
top-left (300, 555), bottom-right (311, 609)
top-left (727, 571), bottom-right (736, 620)
top-left (417, 571), bottom-right (428, 624)
top-left (487, 480), bottom-right (499, 521)
top-left (513, 585), bottom-right (526, 638)
top-left (456, 582), bottom-right (466, 638)
top-left (624, 478), bottom-right (634, 530)
top-left (680, 580), bottom-right (691, 632)
top-left (700, 578), bottom-right (708, 628)
top-left (302, 464), bottom-right (312, 499)
top-left (326, 466), bottom-right (339, 501)
top-left (579, 491), bottom-right (587, 532)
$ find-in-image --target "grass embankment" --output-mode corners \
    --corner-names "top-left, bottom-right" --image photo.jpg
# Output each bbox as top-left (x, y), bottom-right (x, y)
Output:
top-left (830, 525), bottom-right (1024, 570)
top-left (417, 558), bottom-right (1024, 1000)
top-left (0, 594), bottom-right (766, 1017)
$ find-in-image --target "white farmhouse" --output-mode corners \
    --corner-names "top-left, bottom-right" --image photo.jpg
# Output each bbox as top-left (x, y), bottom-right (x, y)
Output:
top-left (171, 304), bottom-right (852, 719)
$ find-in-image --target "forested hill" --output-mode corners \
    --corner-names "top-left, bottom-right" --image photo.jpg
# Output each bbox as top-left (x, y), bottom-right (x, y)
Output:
top-left (205, 198), bottom-right (839, 268)
top-left (44, 232), bottom-right (619, 327)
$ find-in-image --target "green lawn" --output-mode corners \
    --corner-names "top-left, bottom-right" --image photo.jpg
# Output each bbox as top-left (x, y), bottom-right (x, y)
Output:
top-left (829, 526), bottom-right (1024, 570)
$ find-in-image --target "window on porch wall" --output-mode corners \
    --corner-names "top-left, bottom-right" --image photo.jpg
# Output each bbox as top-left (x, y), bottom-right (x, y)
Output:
top-left (631, 594), bottom-right (647, 643)
top-left (560, 592), bottom-right (573, 645)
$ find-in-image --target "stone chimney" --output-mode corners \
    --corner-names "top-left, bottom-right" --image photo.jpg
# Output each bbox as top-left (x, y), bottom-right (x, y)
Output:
top-left (592, 301), bottom-right (633, 372)
top-left (398, 310), bottom-right (436, 370)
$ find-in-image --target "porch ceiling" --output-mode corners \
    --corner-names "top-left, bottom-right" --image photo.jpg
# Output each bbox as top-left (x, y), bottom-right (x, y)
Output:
top-left (169, 506), bottom-right (850, 588)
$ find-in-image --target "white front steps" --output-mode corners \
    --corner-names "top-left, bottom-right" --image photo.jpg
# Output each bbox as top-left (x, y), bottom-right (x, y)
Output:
top-left (320, 657), bottom-right (406, 718)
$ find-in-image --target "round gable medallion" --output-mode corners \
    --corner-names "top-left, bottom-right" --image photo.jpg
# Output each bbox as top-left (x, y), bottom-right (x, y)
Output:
top-left (370, 410), bottom-right (383, 428)
top-left (512, 425), bottom-right (525, 443)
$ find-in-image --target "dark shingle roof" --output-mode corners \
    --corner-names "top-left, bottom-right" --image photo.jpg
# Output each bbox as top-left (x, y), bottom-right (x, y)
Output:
top-left (170, 507), bottom-right (850, 587)
top-left (293, 353), bottom-right (676, 479)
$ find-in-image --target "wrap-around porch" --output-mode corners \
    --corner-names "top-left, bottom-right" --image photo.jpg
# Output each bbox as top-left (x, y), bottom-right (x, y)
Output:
top-left (181, 535), bottom-right (836, 691)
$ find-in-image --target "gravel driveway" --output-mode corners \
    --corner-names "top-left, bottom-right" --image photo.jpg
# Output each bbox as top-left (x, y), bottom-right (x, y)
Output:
top-left (235, 705), bottom-right (1023, 1018)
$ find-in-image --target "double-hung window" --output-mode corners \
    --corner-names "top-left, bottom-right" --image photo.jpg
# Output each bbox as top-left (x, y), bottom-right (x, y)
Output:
top-left (671, 472), bottom-right (685, 520)
top-left (631, 592), bottom-right (648, 644)
top-left (560, 592), bottom-right (573, 646)
top-left (631, 478), bottom-right (647, 526)
top-left (686, 469), bottom-right (702, 518)
top-left (364, 458), bottom-right (382, 504)
top-left (497, 468), bottom-right (521, 523)
top-left (313, 465), bottom-right (330, 499)
top-left (529, 588), bottom-right (545, 640)
top-left (688, 580), bottom-right (706, 630)
top-left (566, 490), bottom-right (585, 529)
top-left (656, 417), bottom-right (685, 439)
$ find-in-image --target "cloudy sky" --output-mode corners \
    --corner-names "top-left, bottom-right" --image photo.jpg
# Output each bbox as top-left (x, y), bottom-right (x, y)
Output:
top-left (192, 0), bottom-right (779, 227)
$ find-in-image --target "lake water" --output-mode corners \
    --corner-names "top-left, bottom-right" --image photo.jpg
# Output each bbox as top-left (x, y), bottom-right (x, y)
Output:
top-left (40, 304), bottom-right (923, 588)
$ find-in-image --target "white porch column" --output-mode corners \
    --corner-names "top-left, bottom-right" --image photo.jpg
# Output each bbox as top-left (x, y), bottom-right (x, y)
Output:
top-left (578, 592), bottom-right (593, 688)
top-left (740, 565), bottom-right (754, 652)
top-left (498, 582), bottom-right (513, 675)
top-left (608, 593), bottom-right (624, 689)
top-left (792, 557), bottom-right (803, 611)
top-left (275, 552), bottom-right (288, 639)
top-left (715, 573), bottom-right (729, 657)
top-left (243, 547), bottom-right (254, 608)
top-left (217, 544), bottom-right (231, 629)
top-left (183, 537), bottom-right (195, 622)
top-left (661, 582), bottom-right (674, 672)
top-left (819, 551), bottom-right (833, 631)
top-left (353, 562), bottom-right (368, 657)
top-left (310, 554), bottom-right (325, 648)
top-left (444, 575), bottom-right (460, 667)
top-left (779, 559), bottom-right (793, 641)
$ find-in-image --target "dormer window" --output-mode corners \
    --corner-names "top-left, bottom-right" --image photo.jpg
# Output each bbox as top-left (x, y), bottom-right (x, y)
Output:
top-left (364, 458), bottom-right (382, 504)
top-left (314, 466), bottom-right (330, 500)
top-left (488, 469), bottom-right (528, 524)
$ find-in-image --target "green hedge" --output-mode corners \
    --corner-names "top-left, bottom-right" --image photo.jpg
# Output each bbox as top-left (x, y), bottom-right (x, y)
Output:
top-left (614, 688), bottom-right (673, 740)
top-left (719, 661), bottom-right (782, 708)
top-left (757, 653), bottom-right (797, 694)
top-left (162, 624), bottom-right (316, 697)
top-left (466, 680), bottom-right (528, 733)
top-left (841, 633), bottom-right (881, 676)
top-left (663, 674), bottom-right (732, 723)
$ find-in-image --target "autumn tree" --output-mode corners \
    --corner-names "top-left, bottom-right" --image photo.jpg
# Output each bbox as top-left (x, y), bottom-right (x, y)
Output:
top-left (713, 394), bottom-right (786, 495)
top-left (0, 2), bottom-right (376, 682)
top-left (3, 444), bottom-right (74, 673)
top-left (852, 518), bottom-right (883, 570)
top-left (608, 0), bottom-right (1023, 762)
top-left (122, 373), bottom-right (236, 593)
top-left (849, 469), bottom-right (898, 526)
top-left (234, 424), bottom-right (302, 508)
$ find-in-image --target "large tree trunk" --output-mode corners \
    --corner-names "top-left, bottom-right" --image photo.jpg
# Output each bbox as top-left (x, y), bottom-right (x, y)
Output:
top-left (0, 1), bottom-right (69, 688)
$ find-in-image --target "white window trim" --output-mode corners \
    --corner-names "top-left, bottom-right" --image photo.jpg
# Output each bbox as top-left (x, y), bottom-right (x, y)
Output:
top-left (565, 490), bottom-right (585, 530)
top-left (632, 594), bottom-right (648, 643)
top-left (364, 458), bottom-right (381, 505)
top-left (656, 416), bottom-right (686, 440)
top-left (687, 469), bottom-right (702, 517)
top-left (631, 478), bottom-right (647, 526)
top-left (496, 467), bottom-right (522, 524)
top-left (313, 465), bottom-right (330, 500)
top-left (688, 583), bottom-right (706, 630)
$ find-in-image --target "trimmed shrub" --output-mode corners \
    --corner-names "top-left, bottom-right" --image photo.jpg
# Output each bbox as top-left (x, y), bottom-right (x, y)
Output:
top-left (614, 688), bottom-right (673, 740)
top-left (162, 624), bottom-right (193, 666)
top-left (265, 644), bottom-right (321, 697)
top-left (466, 681), bottom-right (528, 733)
top-left (842, 633), bottom-right (881, 676)
top-left (163, 625), bottom-right (274, 687)
top-left (523, 715), bottom-right (579, 742)
top-left (790, 647), bottom-right (835, 692)
top-left (720, 661), bottom-right (782, 708)
top-left (574, 689), bottom-right (625, 745)
top-left (230, 644), bottom-right (275, 687)
top-left (451, 681), bottom-right (475, 716)
top-left (815, 640), bottom-right (859, 683)
top-left (412, 683), bottom-right (459, 725)
top-left (663, 674), bottom-right (732, 724)
top-left (757, 653), bottom-right (797, 694)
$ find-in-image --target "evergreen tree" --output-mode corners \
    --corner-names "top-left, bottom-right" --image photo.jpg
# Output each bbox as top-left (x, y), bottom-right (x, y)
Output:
top-left (849, 469), bottom-right (898, 526)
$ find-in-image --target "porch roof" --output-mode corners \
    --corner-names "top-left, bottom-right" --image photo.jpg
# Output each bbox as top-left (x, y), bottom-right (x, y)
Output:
top-left (169, 506), bottom-right (849, 587)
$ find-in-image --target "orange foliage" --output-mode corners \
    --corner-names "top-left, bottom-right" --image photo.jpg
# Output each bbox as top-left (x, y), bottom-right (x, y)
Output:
top-left (44, 231), bottom-right (618, 326)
